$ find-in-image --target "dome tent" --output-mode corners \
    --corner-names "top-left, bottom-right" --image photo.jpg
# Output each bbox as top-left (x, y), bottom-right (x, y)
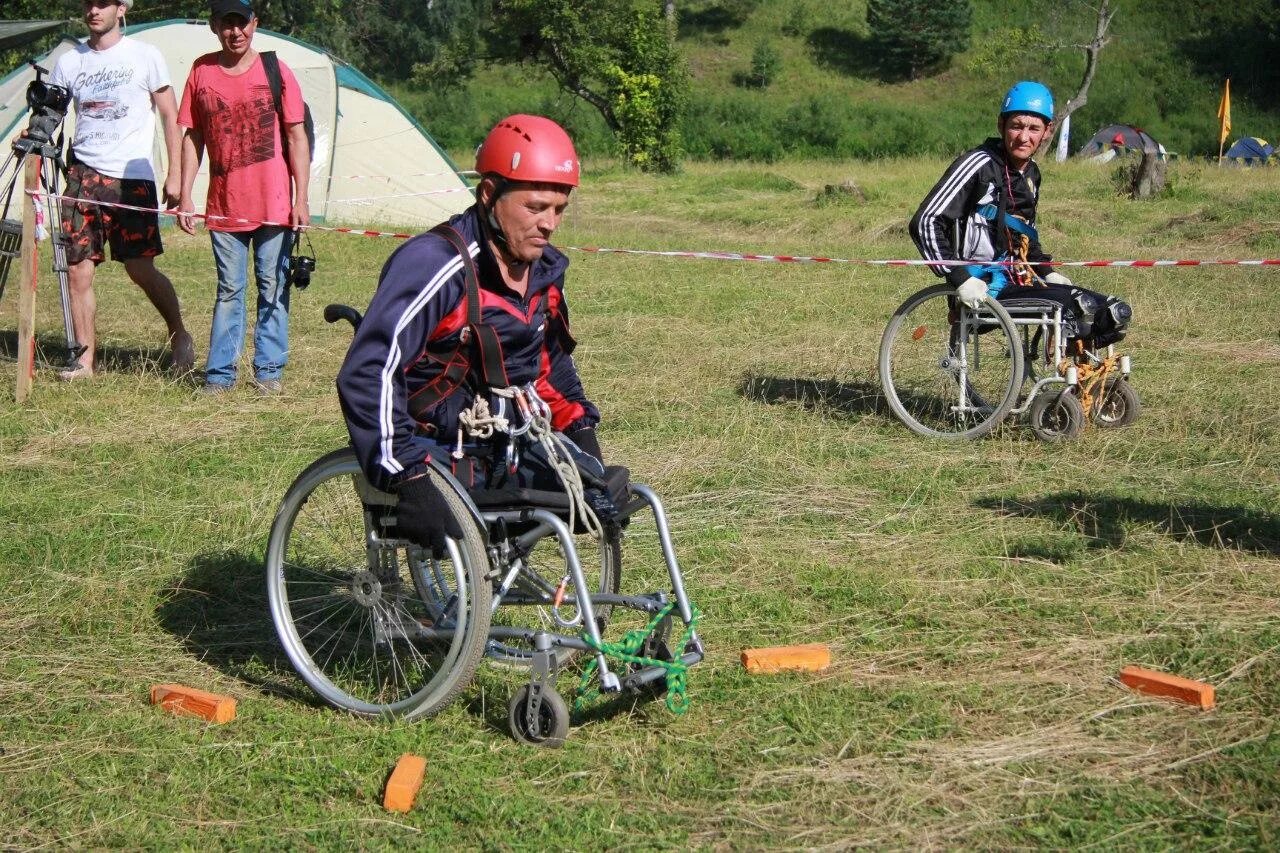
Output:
top-left (0, 19), bottom-right (470, 228)
top-left (1225, 136), bottom-right (1273, 165)
top-left (1075, 124), bottom-right (1166, 162)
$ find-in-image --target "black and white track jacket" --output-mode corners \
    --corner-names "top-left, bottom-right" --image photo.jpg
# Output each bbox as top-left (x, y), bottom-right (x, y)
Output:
top-left (909, 137), bottom-right (1053, 287)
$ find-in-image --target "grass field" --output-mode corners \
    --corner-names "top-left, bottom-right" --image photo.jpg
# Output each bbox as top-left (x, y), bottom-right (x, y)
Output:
top-left (1, 157), bottom-right (1277, 847)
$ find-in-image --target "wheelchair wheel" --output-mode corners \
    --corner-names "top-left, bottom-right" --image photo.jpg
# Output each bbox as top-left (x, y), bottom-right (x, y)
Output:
top-left (508, 683), bottom-right (570, 748)
top-left (266, 449), bottom-right (492, 720)
top-left (486, 527), bottom-right (621, 669)
top-left (879, 285), bottom-right (1024, 440)
top-left (1029, 389), bottom-right (1085, 442)
top-left (1091, 378), bottom-right (1141, 428)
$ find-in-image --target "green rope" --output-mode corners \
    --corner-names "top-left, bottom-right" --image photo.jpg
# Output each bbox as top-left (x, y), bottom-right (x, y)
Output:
top-left (575, 601), bottom-right (702, 715)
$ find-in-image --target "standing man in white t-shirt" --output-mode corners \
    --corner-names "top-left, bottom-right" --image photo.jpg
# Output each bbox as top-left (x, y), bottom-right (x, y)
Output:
top-left (50, 0), bottom-right (194, 380)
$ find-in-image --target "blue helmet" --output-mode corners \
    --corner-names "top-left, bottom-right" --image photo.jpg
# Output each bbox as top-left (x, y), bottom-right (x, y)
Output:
top-left (1000, 81), bottom-right (1054, 122)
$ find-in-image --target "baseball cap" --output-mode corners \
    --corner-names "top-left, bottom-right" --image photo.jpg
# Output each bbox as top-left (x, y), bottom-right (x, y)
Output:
top-left (209, 0), bottom-right (255, 21)
top-left (117, 0), bottom-right (134, 9)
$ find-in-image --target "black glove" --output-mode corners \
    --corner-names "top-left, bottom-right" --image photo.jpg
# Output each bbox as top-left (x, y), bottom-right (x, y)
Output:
top-left (396, 473), bottom-right (465, 554)
top-left (565, 425), bottom-right (603, 464)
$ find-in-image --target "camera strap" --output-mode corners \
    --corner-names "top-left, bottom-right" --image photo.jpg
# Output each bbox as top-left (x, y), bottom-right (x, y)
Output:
top-left (406, 225), bottom-right (510, 423)
top-left (291, 229), bottom-right (314, 262)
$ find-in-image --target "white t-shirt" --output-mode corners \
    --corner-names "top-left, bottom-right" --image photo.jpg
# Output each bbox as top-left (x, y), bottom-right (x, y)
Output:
top-left (50, 36), bottom-right (171, 181)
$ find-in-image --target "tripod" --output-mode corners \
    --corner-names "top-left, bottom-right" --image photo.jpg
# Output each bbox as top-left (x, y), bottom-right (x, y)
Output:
top-left (0, 135), bottom-right (86, 373)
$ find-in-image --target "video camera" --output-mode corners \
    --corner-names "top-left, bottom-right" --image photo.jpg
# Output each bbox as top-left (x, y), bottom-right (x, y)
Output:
top-left (13, 62), bottom-right (70, 155)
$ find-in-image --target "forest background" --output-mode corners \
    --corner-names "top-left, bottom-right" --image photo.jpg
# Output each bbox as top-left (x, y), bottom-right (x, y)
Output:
top-left (5, 0), bottom-right (1279, 169)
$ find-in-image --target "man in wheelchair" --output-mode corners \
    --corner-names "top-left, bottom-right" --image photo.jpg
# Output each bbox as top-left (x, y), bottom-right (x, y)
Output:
top-left (909, 81), bottom-right (1132, 349)
top-left (335, 115), bottom-right (621, 552)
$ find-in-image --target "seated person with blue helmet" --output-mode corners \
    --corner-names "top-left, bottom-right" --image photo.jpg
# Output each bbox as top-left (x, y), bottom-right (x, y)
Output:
top-left (909, 81), bottom-right (1132, 347)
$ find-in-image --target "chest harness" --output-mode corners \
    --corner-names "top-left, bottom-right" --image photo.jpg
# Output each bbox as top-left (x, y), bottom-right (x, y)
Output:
top-left (406, 225), bottom-right (604, 540)
top-left (966, 161), bottom-right (1040, 297)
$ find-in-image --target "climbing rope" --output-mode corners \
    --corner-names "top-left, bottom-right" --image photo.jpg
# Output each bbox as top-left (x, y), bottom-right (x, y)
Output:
top-left (455, 384), bottom-right (605, 538)
top-left (1062, 349), bottom-right (1119, 416)
top-left (575, 601), bottom-right (702, 715)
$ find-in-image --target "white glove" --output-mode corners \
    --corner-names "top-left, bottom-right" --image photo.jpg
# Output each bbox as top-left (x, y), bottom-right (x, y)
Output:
top-left (1044, 271), bottom-right (1073, 287)
top-left (956, 277), bottom-right (988, 309)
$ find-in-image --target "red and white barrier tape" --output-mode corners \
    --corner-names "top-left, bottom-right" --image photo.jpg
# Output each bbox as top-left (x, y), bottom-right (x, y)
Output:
top-left (26, 189), bottom-right (1280, 267)
top-left (325, 186), bottom-right (475, 206)
top-left (31, 190), bottom-right (419, 238)
top-left (310, 169), bottom-right (477, 182)
top-left (563, 245), bottom-right (1280, 268)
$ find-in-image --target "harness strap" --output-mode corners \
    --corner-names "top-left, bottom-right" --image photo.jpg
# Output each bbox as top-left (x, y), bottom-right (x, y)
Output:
top-left (406, 225), bottom-right (510, 422)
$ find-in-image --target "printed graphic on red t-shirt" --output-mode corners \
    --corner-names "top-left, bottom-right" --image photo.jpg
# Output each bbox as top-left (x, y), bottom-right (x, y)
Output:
top-left (198, 85), bottom-right (277, 176)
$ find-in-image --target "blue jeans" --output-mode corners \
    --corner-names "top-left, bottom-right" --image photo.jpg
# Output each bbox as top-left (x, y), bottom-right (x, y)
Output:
top-left (206, 227), bottom-right (290, 386)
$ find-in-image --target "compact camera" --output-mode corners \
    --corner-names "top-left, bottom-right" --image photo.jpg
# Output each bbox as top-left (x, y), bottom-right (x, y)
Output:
top-left (14, 64), bottom-right (70, 153)
top-left (286, 232), bottom-right (316, 289)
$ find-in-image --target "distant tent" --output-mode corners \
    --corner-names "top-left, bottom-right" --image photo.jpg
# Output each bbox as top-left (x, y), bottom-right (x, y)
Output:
top-left (1076, 124), bottom-right (1166, 162)
top-left (0, 19), bottom-right (470, 227)
top-left (1225, 136), bottom-right (1273, 165)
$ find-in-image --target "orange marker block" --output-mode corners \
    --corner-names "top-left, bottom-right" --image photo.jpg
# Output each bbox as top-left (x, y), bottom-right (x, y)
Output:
top-left (150, 684), bottom-right (237, 723)
top-left (741, 644), bottom-right (832, 674)
top-left (383, 754), bottom-right (427, 813)
top-left (1118, 666), bottom-right (1215, 709)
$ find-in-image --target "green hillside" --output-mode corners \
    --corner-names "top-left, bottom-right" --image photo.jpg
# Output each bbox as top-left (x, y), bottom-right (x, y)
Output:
top-left (395, 0), bottom-right (1279, 161)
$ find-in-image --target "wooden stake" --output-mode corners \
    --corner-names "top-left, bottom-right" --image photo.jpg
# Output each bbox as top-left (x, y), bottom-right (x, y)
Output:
top-left (15, 155), bottom-right (39, 403)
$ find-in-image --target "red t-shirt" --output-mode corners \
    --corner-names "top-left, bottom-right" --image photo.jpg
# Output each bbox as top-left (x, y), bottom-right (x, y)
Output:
top-left (178, 52), bottom-right (303, 232)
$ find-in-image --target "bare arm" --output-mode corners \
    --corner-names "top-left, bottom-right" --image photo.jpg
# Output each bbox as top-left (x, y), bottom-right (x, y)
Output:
top-left (285, 122), bottom-right (310, 229)
top-left (178, 127), bottom-right (204, 235)
top-left (151, 86), bottom-right (182, 207)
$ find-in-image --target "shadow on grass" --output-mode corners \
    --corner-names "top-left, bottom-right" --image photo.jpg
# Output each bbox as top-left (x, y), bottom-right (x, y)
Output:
top-left (807, 27), bottom-right (882, 79)
top-left (976, 492), bottom-right (1280, 557)
top-left (0, 329), bottom-right (170, 373)
top-left (155, 550), bottom-right (313, 703)
top-left (678, 2), bottom-right (756, 40)
top-left (739, 372), bottom-right (887, 418)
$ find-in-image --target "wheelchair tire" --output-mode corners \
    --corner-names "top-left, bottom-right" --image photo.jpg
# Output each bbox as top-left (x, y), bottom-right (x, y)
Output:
top-left (879, 285), bottom-right (1025, 440)
top-left (486, 527), bottom-right (621, 670)
top-left (266, 448), bottom-right (492, 720)
top-left (508, 683), bottom-right (570, 748)
top-left (1029, 390), bottom-right (1085, 442)
top-left (1091, 378), bottom-right (1141, 428)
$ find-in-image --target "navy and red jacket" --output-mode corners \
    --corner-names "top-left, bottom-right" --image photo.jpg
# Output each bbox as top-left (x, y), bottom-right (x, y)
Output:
top-left (910, 137), bottom-right (1054, 287)
top-left (337, 206), bottom-right (599, 491)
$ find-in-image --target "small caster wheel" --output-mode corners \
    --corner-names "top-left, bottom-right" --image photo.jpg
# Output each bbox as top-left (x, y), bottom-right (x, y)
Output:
top-left (1090, 379), bottom-right (1141, 428)
top-left (1029, 390), bottom-right (1084, 442)
top-left (508, 683), bottom-right (570, 748)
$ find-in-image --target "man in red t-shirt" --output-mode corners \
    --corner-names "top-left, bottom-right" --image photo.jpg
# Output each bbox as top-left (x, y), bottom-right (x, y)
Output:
top-left (177, 0), bottom-right (309, 395)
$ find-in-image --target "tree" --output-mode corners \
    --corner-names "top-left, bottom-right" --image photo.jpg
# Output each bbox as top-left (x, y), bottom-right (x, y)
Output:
top-left (1045, 0), bottom-right (1115, 157)
top-left (866, 0), bottom-right (971, 81)
top-left (487, 0), bottom-right (689, 172)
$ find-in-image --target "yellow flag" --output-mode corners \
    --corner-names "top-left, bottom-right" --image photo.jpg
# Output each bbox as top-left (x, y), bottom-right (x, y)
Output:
top-left (1217, 79), bottom-right (1232, 146)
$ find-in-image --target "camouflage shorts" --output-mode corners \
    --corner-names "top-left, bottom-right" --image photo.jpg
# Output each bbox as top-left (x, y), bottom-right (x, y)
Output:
top-left (61, 162), bottom-right (164, 265)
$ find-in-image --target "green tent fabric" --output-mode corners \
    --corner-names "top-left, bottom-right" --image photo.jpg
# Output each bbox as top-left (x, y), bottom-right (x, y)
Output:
top-left (0, 20), bottom-right (66, 53)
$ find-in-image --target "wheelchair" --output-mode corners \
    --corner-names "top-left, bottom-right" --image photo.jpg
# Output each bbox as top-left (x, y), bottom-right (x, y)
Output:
top-left (265, 305), bottom-right (703, 747)
top-left (878, 283), bottom-right (1140, 441)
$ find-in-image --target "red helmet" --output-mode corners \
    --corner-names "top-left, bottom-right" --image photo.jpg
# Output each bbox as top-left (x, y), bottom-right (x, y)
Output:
top-left (475, 114), bottom-right (579, 188)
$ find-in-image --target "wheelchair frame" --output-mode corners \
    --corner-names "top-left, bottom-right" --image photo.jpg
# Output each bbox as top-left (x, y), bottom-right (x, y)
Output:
top-left (266, 424), bottom-right (703, 747)
top-left (878, 284), bottom-right (1139, 441)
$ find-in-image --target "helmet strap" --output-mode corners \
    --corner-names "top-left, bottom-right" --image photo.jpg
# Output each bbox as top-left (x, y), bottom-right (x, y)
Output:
top-left (479, 175), bottom-right (511, 245)
top-left (478, 191), bottom-right (527, 272)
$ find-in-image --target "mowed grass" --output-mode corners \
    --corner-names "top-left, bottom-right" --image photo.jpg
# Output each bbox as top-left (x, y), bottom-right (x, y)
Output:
top-left (1, 157), bottom-right (1277, 847)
